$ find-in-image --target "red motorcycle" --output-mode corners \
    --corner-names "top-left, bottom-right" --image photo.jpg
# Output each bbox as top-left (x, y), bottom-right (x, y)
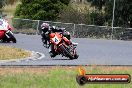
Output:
top-left (50, 31), bottom-right (79, 59)
top-left (0, 19), bottom-right (16, 43)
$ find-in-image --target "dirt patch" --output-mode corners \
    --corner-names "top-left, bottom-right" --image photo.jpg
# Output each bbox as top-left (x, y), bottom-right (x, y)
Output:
top-left (0, 45), bottom-right (31, 60)
top-left (0, 66), bottom-right (132, 75)
top-left (0, 66), bottom-right (77, 75)
top-left (0, 67), bottom-right (52, 75)
top-left (99, 66), bottom-right (132, 72)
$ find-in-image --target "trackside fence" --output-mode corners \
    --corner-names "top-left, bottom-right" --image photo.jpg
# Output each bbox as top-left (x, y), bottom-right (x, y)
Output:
top-left (12, 18), bottom-right (132, 40)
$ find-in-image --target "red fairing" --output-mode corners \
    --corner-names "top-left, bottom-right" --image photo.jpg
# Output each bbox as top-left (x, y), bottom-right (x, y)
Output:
top-left (7, 24), bottom-right (13, 30)
top-left (63, 37), bottom-right (71, 45)
top-left (50, 33), bottom-right (55, 38)
top-left (0, 30), bottom-right (5, 39)
top-left (0, 19), bottom-right (13, 39)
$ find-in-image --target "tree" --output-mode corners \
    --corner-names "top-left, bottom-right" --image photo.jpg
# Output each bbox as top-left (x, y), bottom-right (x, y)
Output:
top-left (5, 0), bottom-right (18, 5)
top-left (86, 0), bottom-right (107, 25)
top-left (0, 0), bottom-right (5, 9)
top-left (87, 0), bottom-right (107, 10)
top-left (90, 11), bottom-right (105, 25)
top-left (0, 0), bottom-right (5, 15)
top-left (105, 0), bottom-right (132, 27)
top-left (59, 5), bottom-right (90, 24)
top-left (15, 0), bottom-right (70, 21)
top-left (87, 0), bottom-right (132, 27)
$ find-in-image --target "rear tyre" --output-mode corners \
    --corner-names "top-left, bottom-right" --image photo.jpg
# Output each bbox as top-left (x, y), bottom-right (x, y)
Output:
top-left (74, 54), bottom-right (79, 59)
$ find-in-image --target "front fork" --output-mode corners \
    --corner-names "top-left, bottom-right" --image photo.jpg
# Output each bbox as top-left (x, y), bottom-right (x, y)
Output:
top-left (69, 44), bottom-right (77, 55)
top-left (5, 30), bottom-right (13, 38)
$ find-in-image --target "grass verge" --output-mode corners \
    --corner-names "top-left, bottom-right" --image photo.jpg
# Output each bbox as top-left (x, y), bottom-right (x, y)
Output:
top-left (0, 45), bottom-right (31, 60)
top-left (0, 66), bottom-right (131, 88)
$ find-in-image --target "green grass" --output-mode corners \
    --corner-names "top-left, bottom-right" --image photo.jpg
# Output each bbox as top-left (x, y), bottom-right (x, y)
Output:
top-left (0, 66), bottom-right (131, 88)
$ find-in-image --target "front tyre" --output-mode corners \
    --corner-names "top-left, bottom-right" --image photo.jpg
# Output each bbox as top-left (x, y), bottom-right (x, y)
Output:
top-left (5, 30), bottom-right (17, 43)
top-left (11, 35), bottom-right (16, 43)
top-left (59, 44), bottom-right (75, 59)
top-left (74, 54), bottom-right (79, 59)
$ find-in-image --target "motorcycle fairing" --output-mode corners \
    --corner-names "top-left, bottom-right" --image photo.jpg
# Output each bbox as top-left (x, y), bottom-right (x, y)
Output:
top-left (51, 35), bottom-right (60, 45)
top-left (50, 33), bottom-right (62, 45)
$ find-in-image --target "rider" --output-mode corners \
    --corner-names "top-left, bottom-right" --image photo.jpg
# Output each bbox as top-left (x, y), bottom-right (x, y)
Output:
top-left (0, 18), bottom-right (12, 40)
top-left (41, 23), bottom-right (71, 57)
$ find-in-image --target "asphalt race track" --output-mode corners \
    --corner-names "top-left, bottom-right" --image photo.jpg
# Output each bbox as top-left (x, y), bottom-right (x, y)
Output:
top-left (0, 34), bottom-right (132, 66)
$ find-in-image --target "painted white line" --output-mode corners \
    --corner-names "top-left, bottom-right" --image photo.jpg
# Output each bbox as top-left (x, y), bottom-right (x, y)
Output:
top-left (36, 52), bottom-right (45, 60)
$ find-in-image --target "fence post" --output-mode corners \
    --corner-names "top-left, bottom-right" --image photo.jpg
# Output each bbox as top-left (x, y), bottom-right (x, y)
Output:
top-left (36, 20), bottom-right (40, 35)
top-left (111, 0), bottom-right (116, 39)
top-left (72, 23), bottom-right (76, 37)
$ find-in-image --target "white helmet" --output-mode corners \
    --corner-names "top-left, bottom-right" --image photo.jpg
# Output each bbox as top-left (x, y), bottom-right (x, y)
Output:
top-left (41, 23), bottom-right (49, 30)
top-left (52, 26), bottom-right (57, 29)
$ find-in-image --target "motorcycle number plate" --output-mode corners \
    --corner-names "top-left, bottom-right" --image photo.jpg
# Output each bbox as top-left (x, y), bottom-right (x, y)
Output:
top-left (51, 35), bottom-right (60, 45)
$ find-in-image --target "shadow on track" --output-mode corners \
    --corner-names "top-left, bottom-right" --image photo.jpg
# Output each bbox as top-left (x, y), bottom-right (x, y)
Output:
top-left (52, 58), bottom-right (73, 60)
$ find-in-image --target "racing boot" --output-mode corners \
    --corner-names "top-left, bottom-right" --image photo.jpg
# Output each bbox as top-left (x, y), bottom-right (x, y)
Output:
top-left (49, 45), bottom-right (57, 58)
top-left (42, 38), bottom-right (49, 48)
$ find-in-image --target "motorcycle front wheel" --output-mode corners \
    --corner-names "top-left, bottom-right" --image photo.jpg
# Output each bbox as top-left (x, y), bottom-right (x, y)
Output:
top-left (5, 31), bottom-right (17, 43)
top-left (59, 44), bottom-right (75, 60)
top-left (10, 36), bottom-right (16, 43)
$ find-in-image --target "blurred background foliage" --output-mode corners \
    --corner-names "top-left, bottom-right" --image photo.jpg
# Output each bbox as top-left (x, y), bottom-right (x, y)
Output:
top-left (0, 0), bottom-right (132, 27)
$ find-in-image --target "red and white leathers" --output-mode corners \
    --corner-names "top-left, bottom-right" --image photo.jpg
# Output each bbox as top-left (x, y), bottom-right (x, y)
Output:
top-left (0, 19), bottom-right (12, 39)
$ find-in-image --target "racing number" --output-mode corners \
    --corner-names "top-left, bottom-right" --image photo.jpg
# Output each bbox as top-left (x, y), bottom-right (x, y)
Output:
top-left (52, 36), bottom-right (60, 44)
top-left (55, 38), bottom-right (58, 42)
